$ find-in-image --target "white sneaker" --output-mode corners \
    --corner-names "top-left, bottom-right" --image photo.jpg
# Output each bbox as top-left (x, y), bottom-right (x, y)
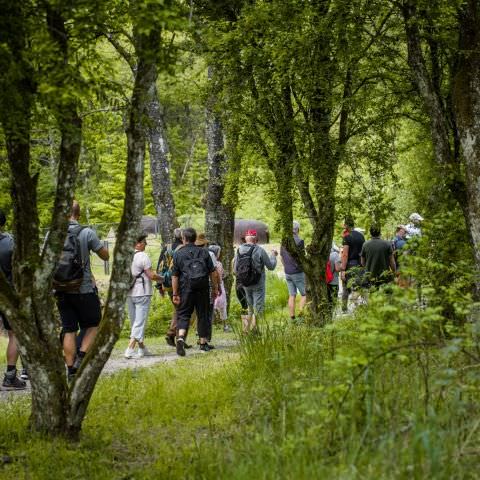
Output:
top-left (138, 346), bottom-right (152, 357)
top-left (124, 347), bottom-right (136, 359)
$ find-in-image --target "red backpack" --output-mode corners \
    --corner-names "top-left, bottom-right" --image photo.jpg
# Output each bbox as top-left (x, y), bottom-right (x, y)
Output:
top-left (325, 260), bottom-right (334, 284)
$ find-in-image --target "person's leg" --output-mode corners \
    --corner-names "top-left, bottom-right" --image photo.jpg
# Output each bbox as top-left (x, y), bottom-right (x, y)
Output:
top-left (176, 292), bottom-right (194, 356)
top-left (6, 330), bottom-right (19, 366)
top-left (252, 283), bottom-right (266, 329)
top-left (135, 296), bottom-right (152, 355)
top-left (76, 292), bottom-right (102, 368)
top-left (295, 273), bottom-right (307, 315)
top-left (126, 296), bottom-right (138, 352)
top-left (341, 272), bottom-right (350, 313)
top-left (243, 286), bottom-right (255, 332)
top-left (3, 327), bottom-right (26, 390)
top-left (57, 293), bottom-right (80, 370)
top-left (285, 275), bottom-right (297, 319)
top-left (237, 285), bottom-right (250, 332)
top-left (195, 289), bottom-right (211, 350)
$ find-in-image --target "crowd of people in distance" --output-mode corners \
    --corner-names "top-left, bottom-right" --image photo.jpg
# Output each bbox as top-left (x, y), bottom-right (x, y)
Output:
top-left (0, 199), bottom-right (424, 390)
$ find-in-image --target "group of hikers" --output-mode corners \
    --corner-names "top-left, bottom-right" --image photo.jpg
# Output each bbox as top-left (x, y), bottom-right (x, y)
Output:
top-left (1, 200), bottom-right (423, 390)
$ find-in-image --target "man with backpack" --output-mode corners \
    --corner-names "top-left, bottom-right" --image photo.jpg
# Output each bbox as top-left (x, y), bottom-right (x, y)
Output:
top-left (124, 234), bottom-right (163, 359)
top-left (280, 221), bottom-right (306, 321)
top-left (234, 229), bottom-right (277, 332)
top-left (158, 228), bottom-right (184, 347)
top-left (0, 209), bottom-right (27, 390)
top-left (55, 201), bottom-right (109, 381)
top-left (171, 228), bottom-right (218, 356)
top-left (340, 217), bottom-right (365, 313)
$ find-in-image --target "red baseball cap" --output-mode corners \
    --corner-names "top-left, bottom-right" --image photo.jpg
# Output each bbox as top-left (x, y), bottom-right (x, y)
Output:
top-left (245, 229), bottom-right (257, 237)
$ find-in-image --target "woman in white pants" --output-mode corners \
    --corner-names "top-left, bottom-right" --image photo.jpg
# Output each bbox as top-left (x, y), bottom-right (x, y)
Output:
top-left (125, 234), bottom-right (163, 359)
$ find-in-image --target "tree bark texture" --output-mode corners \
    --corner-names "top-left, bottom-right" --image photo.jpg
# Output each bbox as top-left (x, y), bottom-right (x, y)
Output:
top-left (402, 0), bottom-right (480, 293)
top-left (453, 0), bottom-right (480, 294)
top-left (146, 83), bottom-right (179, 244)
top-left (0, 3), bottom-right (161, 438)
top-left (204, 67), bottom-right (236, 308)
top-left (67, 23), bottom-right (161, 435)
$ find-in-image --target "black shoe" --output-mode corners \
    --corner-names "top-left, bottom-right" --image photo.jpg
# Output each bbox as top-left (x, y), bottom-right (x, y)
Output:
top-left (20, 368), bottom-right (29, 381)
top-left (165, 335), bottom-right (176, 347)
top-left (199, 343), bottom-right (211, 353)
top-left (184, 342), bottom-right (192, 349)
top-left (205, 343), bottom-right (215, 350)
top-left (2, 374), bottom-right (27, 390)
top-left (73, 356), bottom-right (82, 371)
top-left (176, 338), bottom-right (186, 357)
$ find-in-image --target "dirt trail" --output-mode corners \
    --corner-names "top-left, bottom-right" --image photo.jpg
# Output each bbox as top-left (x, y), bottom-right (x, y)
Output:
top-left (0, 339), bottom-right (237, 400)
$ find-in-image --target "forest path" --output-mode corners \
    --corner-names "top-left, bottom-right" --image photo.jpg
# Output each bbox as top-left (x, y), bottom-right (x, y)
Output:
top-left (0, 338), bottom-right (237, 400)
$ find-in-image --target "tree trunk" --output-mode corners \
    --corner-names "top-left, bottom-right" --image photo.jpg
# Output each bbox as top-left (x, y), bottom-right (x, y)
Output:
top-left (453, 0), bottom-right (480, 295)
top-left (204, 66), bottom-right (236, 308)
top-left (67, 23), bottom-right (160, 436)
top-left (146, 83), bottom-right (178, 244)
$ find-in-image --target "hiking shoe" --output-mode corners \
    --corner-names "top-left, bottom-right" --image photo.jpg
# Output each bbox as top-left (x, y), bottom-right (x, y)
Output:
top-left (73, 356), bottom-right (82, 371)
top-left (176, 338), bottom-right (186, 357)
top-left (124, 347), bottom-right (136, 359)
top-left (205, 343), bottom-right (215, 350)
top-left (199, 343), bottom-right (211, 353)
top-left (2, 374), bottom-right (27, 390)
top-left (138, 346), bottom-right (152, 358)
top-left (20, 368), bottom-right (29, 381)
top-left (184, 342), bottom-right (192, 349)
top-left (165, 335), bottom-right (176, 347)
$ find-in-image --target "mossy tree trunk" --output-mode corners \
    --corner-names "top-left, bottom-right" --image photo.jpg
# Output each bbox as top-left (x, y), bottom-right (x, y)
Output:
top-left (0, 1), bottom-right (164, 438)
top-left (453, 0), bottom-right (480, 296)
top-left (205, 66), bottom-right (236, 309)
top-left (402, 0), bottom-right (480, 296)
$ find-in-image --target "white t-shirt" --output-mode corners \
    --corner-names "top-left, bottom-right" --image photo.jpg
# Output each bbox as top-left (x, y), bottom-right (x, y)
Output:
top-left (129, 251), bottom-right (153, 297)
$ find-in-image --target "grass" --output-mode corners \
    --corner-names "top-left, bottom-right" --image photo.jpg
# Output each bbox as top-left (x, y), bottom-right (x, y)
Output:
top-left (3, 278), bottom-right (479, 478)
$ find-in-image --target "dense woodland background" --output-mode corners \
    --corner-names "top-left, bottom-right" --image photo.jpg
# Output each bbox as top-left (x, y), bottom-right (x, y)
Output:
top-left (1, 0), bottom-right (480, 477)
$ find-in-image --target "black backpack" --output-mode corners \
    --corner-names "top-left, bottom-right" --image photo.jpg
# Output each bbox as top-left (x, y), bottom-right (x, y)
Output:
top-left (53, 225), bottom-right (85, 292)
top-left (183, 247), bottom-right (209, 290)
top-left (235, 245), bottom-right (261, 287)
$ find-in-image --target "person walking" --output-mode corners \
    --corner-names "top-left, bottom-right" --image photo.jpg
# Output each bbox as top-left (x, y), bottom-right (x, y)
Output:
top-left (160, 228), bottom-right (184, 347)
top-left (209, 244), bottom-right (231, 332)
top-left (171, 228), bottom-right (218, 356)
top-left (360, 224), bottom-right (396, 289)
top-left (327, 244), bottom-right (342, 307)
top-left (124, 234), bottom-right (163, 359)
top-left (280, 221), bottom-right (307, 321)
top-left (0, 209), bottom-right (26, 390)
top-left (340, 217), bottom-right (365, 313)
top-left (234, 229), bottom-right (277, 332)
top-left (55, 201), bottom-right (109, 381)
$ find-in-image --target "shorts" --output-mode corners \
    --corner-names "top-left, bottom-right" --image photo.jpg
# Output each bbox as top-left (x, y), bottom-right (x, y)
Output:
top-left (285, 272), bottom-right (306, 296)
top-left (56, 292), bottom-right (102, 333)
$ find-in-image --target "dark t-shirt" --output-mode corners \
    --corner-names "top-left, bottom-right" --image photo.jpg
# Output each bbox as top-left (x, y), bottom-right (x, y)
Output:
top-left (360, 238), bottom-right (393, 280)
top-left (172, 244), bottom-right (215, 292)
top-left (342, 230), bottom-right (365, 267)
top-left (280, 235), bottom-right (305, 275)
top-left (0, 233), bottom-right (13, 283)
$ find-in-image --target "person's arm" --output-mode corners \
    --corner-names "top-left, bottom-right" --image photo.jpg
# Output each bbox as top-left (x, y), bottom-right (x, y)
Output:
top-left (172, 275), bottom-right (180, 304)
top-left (96, 246), bottom-right (109, 261)
top-left (360, 245), bottom-right (366, 267)
top-left (144, 267), bottom-right (162, 282)
top-left (262, 248), bottom-right (277, 271)
top-left (341, 245), bottom-right (349, 271)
